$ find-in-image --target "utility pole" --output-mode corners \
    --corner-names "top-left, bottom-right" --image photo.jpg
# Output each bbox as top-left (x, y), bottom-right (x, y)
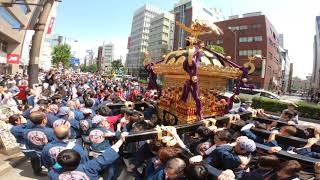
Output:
top-left (28, 0), bottom-right (55, 88)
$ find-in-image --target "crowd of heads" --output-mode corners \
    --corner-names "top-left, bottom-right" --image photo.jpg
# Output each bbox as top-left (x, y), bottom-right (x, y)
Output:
top-left (3, 70), bottom-right (318, 180)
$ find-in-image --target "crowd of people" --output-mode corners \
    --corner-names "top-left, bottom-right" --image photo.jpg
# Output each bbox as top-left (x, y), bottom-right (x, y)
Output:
top-left (1, 70), bottom-right (320, 180)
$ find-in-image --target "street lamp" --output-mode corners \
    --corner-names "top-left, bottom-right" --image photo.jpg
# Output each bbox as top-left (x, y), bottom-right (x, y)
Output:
top-left (228, 27), bottom-right (238, 61)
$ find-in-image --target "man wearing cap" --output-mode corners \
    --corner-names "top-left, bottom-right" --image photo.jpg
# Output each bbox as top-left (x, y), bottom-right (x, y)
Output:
top-left (51, 107), bottom-right (80, 139)
top-left (26, 89), bottom-right (37, 107)
top-left (22, 99), bottom-right (49, 119)
top-left (46, 104), bottom-right (59, 126)
top-left (97, 105), bottom-right (122, 131)
top-left (207, 136), bottom-right (256, 170)
top-left (79, 108), bottom-right (94, 145)
top-left (258, 101), bottom-right (299, 124)
top-left (66, 100), bottom-right (85, 121)
top-left (88, 115), bottom-right (121, 180)
top-left (89, 115), bottom-right (120, 152)
top-left (282, 102), bottom-right (299, 124)
top-left (0, 84), bottom-right (15, 105)
top-left (42, 125), bottom-right (89, 170)
top-left (48, 132), bottom-right (127, 180)
top-left (23, 111), bottom-right (56, 174)
top-left (8, 80), bottom-right (19, 95)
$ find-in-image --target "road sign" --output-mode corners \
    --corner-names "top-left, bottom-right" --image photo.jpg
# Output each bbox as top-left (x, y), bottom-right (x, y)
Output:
top-left (70, 57), bottom-right (80, 65)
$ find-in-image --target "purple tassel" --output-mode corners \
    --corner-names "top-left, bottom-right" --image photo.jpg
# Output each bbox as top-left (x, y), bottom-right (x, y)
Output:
top-left (181, 55), bottom-right (203, 119)
top-left (144, 58), bottom-right (165, 95)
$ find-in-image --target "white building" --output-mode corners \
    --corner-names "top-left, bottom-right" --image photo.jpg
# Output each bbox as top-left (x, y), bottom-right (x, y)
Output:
top-left (174, 0), bottom-right (223, 49)
top-left (312, 16), bottom-right (320, 92)
top-left (125, 4), bottom-right (166, 76)
top-left (102, 42), bottom-right (114, 73)
top-left (279, 45), bottom-right (291, 93)
top-left (148, 12), bottom-right (175, 61)
top-left (85, 50), bottom-right (94, 65)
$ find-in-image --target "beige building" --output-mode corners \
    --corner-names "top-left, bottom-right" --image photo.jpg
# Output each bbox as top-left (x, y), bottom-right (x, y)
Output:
top-left (148, 12), bottom-right (175, 61)
top-left (0, 0), bottom-right (45, 74)
top-left (125, 4), bottom-right (166, 77)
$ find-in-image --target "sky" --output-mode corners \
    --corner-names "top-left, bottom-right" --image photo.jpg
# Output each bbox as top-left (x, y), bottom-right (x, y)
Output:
top-left (52, 0), bottom-right (320, 79)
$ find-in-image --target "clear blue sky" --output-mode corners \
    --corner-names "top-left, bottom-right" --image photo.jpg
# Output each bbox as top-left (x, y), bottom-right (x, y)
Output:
top-left (53, 0), bottom-right (320, 79)
top-left (53, 0), bottom-right (175, 41)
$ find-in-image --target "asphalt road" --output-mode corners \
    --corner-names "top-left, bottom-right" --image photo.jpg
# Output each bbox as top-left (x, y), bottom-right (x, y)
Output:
top-left (0, 159), bottom-right (135, 180)
top-left (0, 160), bottom-right (47, 180)
top-left (281, 95), bottom-right (302, 102)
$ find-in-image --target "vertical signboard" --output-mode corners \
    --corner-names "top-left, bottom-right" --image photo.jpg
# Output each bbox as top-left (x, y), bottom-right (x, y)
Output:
top-left (47, 17), bottom-right (55, 34)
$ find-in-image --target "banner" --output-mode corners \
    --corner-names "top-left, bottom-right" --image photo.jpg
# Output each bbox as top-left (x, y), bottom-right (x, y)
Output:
top-left (47, 17), bottom-right (55, 34)
top-left (6, 54), bottom-right (20, 64)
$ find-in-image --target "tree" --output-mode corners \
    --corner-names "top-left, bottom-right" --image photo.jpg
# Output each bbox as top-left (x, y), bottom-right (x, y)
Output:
top-left (82, 64), bottom-right (97, 72)
top-left (51, 44), bottom-right (72, 68)
top-left (111, 59), bottom-right (123, 72)
top-left (207, 44), bottom-right (225, 54)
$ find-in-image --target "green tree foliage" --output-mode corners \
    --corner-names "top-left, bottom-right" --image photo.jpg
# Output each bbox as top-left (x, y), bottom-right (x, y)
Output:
top-left (207, 44), bottom-right (225, 54)
top-left (51, 44), bottom-right (72, 68)
top-left (111, 59), bottom-right (123, 71)
top-left (82, 64), bottom-right (97, 72)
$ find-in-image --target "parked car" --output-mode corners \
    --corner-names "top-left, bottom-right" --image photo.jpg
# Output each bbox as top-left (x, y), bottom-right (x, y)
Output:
top-left (239, 88), bottom-right (280, 100)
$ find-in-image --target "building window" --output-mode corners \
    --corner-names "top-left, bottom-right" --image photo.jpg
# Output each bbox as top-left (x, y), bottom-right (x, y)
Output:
top-left (0, 40), bottom-right (8, 53)
top-left (239, 50), bottom-right (248, 56)
top-left (247, 50), bottom-right (253, 55)
top-left (254, 36), bottom-right (263, 41)
top-left (203, 8), bottom-right (213, 16)
top-left (229, 26), bottom-right (240, 31)
top-left (239, 25), bottom-right (248, 30)
top-left (240, 36), bottom-right (263, 42)
top-left (19, 4), bottom-right (29, 14)
top-left (216, 39), bottom-right (223, 44)
top-left (252, 24), bottom-right (262, 28)
top-left (268, 52), bottom-right (273, 59)
top-left (206, 41), bottom-right (214, 45)
top-left (186, 2), bottom-right (192, 9)
top-left (0, 7), bottom-right (22, 29)
top-left (252, 50), bottom-right (262, 55)
top-left (239, 37), bottom-right (247, 42)
top-left (239, 50), bottom-right (262, 56)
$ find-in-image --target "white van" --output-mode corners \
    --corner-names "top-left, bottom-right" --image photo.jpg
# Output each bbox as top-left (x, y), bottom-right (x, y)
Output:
top-left (239, 88), bottom-right (280, 100)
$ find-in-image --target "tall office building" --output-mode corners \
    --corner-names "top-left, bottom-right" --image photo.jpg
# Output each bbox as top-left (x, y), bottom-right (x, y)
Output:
top-left (97, 46), bottom-right (103, 72)
top-left (278, 34), bottom-right (291, 93)
top-left (312, 16), bottom-right (320, 92)
top-left (173, 0), bottom-right (223, 50)
top-left (126, 4), bottom-right (166, 76)
top-left (148, 12), bottom-right (175, 61)
top-left (102, 43), bottom-right (114, 73)
top-left (84, 50), bottom-right (94, 66)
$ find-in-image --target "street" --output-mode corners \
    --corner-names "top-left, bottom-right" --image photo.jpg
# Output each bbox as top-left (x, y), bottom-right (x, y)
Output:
top-left (281, 95), bottom-right (303, 102)
top-left (0, 159), bottom-right (134, 180)
top-left (0, 0), bottom-right (319, 179)
top-left (0, 160), bottom-right (47, 180)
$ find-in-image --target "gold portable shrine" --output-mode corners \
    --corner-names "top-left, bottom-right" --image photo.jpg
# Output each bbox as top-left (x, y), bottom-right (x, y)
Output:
top-left (147, 20), bottom-right (243, 124)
